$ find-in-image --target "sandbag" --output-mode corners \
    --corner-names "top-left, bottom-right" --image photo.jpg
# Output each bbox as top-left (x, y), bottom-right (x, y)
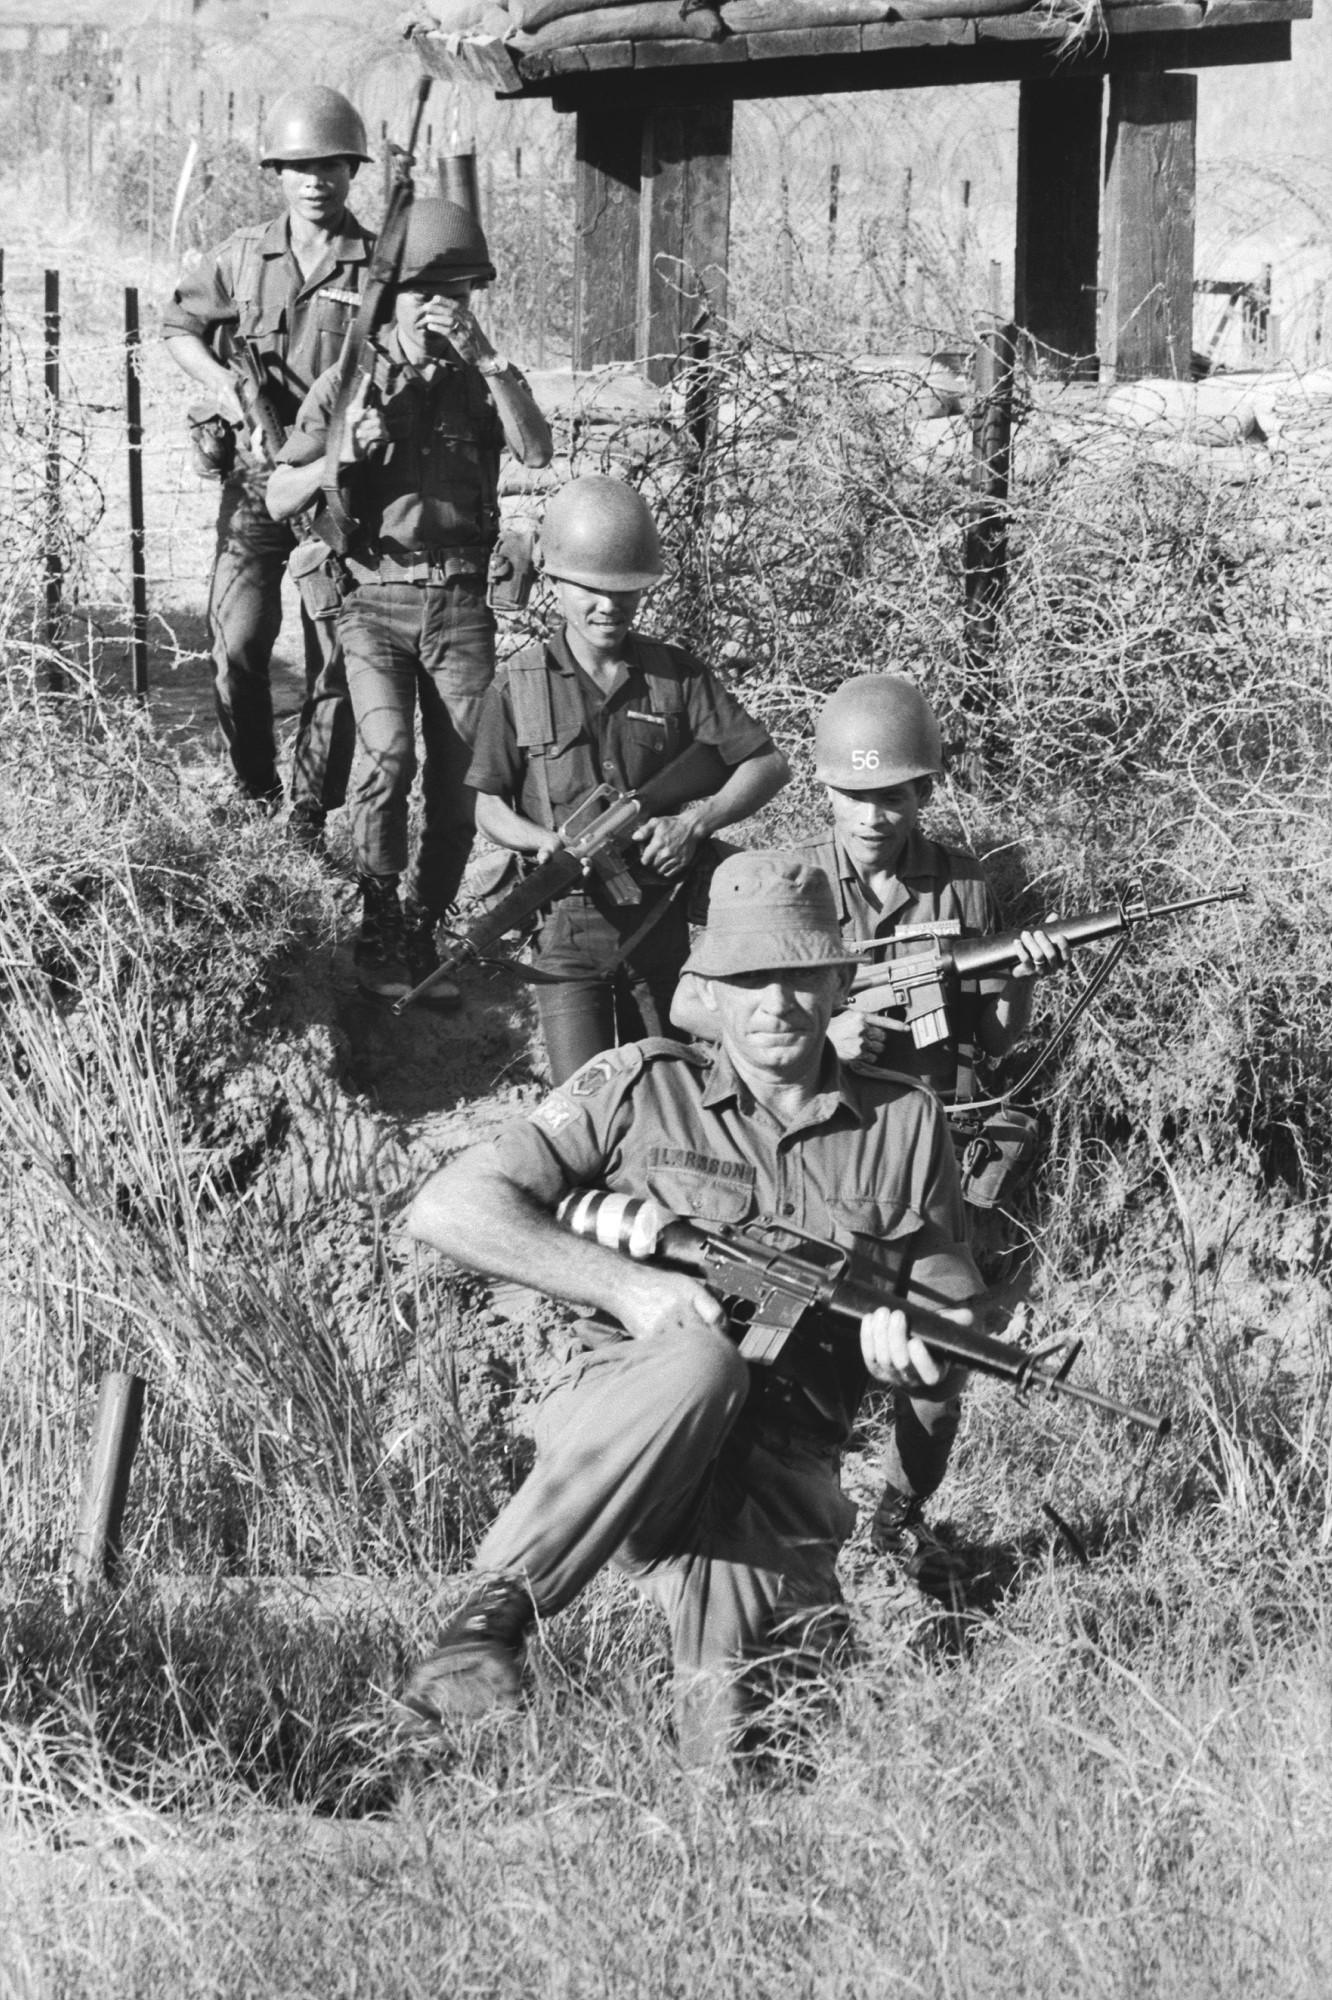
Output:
top-left (512, 0), bottom-right (724, 44)
top-left (723, 0), bottom-right (893, 26)
top-left (420, 0), bottom-right (511, 29)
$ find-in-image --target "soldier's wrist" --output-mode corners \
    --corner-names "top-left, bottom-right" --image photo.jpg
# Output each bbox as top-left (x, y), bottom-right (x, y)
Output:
top-left (477, 353), bottom-right (513, 379)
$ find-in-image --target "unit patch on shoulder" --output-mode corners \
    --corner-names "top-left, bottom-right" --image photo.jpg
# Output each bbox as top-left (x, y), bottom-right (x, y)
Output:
top-left (531, 1091), bottom-right (579, 1134)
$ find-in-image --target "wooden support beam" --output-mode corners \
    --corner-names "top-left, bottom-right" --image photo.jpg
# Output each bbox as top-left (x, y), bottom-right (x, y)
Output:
top-left (638, 101), bottom-right (733, 386)
top-left (574, 104), bottom-right (644, 369)
top-left (1103, 69), bottom-right (1197, 380)
top-left (1014, 77), bottom-right (1103, 379)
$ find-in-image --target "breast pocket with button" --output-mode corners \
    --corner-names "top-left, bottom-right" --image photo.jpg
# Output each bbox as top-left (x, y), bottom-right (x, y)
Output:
top-left (643, 1168), bottom-right (756, 1229)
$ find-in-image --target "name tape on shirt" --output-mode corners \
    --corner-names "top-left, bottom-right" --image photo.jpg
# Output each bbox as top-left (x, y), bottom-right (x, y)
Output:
top-left (625, 710), bottom-right (667, 727)
top-left (318, 286), bottom-right (361, 308)
top-left (891, 919), bottom-right (963, 943)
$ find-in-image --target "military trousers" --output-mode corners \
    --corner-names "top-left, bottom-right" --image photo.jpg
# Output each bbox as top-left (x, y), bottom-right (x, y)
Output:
top-left (533, 891), bottom-right (692, 1086)
top-left (208, 475), bottom-right (353, 808)
top-left (338, 576), bottom-right (495, 917)
top-left (475, 1325), bottom-right (857, 1766)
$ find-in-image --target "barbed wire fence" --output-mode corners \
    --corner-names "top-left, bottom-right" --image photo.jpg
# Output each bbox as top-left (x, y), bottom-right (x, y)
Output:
top-left (4, 13), bottom-right (1332, 709)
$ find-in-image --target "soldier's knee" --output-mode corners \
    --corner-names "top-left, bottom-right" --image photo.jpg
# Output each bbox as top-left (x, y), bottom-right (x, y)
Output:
top-left (664, 1320), bottom-right (748, 1418)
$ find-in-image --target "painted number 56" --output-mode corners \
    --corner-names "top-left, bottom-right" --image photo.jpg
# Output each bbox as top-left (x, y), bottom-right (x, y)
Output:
top-left (851, 750), bottom-right (881, 771)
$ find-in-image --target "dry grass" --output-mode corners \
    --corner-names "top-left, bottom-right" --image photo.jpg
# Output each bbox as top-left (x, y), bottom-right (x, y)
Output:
top-left (3, 313), bottom-right (1332, 1993)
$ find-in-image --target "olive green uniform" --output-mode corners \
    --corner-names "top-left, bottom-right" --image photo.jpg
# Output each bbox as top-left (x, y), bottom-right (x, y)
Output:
top-left (474, 1035), bottom-right (981, 1760)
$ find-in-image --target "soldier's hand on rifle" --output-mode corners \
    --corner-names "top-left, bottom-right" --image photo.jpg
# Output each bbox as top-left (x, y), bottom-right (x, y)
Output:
top-left (340, 379), bottom-right (387, 464)
top-left (634, 812), bottom-right (705, 879)
top-left (1008, 926), bottom-right (1069, 980)
top-left (827, 1007), bottom-right (888, 1064)
top-left (859, 1302), bottom-right (973, 1390)
top-left (613, 1266), bottom-right (727, 1345)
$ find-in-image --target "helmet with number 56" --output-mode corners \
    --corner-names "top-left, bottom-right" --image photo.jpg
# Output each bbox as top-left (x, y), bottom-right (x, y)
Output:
top-left (813, 673), bottom-right (943, 790)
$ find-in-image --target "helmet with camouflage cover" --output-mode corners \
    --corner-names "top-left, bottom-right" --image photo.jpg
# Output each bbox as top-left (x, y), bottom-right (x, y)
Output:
top-left (813, 673), bottom-right (943, 790)
top-left (538, 476), bottom-right (666, 592)
top-left (259, 87), bottom-right (371, 167)
top-left (398, 198), bottom-right (497, 290)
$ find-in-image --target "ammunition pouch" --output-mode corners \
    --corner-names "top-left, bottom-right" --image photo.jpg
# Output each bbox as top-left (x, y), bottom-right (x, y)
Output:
top-left (287, 538), bottom-right (355, 620)
top-left (952, 1105), bottom-right (1042, 1210)
top-left (187, 404), bottom-right (238, 481)
top-left (487, 523), bottom-right (537, 616)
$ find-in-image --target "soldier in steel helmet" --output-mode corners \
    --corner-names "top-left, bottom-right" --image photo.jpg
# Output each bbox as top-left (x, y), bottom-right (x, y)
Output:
top-left (268, 197), bottom-right (552, 1001)
top-left (674, 673), bottom-right (1068, 1585)
top-left (463, 473), bottom-right (790, 1081)
top-left (399, 849), bottom-right (984, 1766)
top-left (163, 86), bottom-right (373, 845)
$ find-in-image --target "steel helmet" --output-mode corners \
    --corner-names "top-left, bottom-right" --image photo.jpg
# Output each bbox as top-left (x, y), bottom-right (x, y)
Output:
top-left (538, 476), bottom-right (666, 591)
top-left (398, 198), bottom-right (497, 289)
top-left (813, 673), bottom-right (943, 789)
top-left (259, 87), bottom-right (371, 167)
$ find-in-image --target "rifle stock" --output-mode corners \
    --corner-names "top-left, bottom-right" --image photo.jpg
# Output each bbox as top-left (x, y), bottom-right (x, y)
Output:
top-left (392, 739), bottom-right (732, 1014)
top-left (231, 333), bottom-right (288, 462)
top-left (555, 1189), bottom-right (1171, 1439)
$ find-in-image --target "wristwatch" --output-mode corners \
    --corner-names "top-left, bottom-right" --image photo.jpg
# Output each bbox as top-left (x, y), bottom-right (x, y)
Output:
top-left (476, 354), bottom-right (513, 378)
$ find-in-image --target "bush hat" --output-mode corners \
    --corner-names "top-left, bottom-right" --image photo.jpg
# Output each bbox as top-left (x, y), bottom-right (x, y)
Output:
top-left (683, 851), bottom-right (863, 980)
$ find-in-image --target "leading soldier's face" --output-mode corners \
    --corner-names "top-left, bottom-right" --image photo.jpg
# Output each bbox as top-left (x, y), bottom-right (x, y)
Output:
top-left (277, 156), bottom-right (354, 225)
top-left (701, 965), bottom-right (846, 1082)
top-left (826, 777), bottom-right (931, 874)
top-left (554, 578), bottom-right (643, 659)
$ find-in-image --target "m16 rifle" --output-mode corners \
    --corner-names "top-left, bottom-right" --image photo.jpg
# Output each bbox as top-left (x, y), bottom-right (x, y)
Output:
top-left (851, 886), bottom-right (1246, 1051)
top-left (312, 75), bottom-right (432, 556)
top-left (556, 1189), bottom-right (1171, 1438)
top-left (231, 331), bottom-right (289, 462)
top-left (393, 739), bottom-right (732, 1014)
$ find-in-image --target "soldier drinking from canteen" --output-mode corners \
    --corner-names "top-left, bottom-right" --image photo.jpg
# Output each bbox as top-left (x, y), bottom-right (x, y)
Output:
top-left (464, 473), bottom-right (790, 1082)
top-left (673, 674), bottom-right (1067, 1589)
top-left (266, 198), bottom-right (553, 1003)
top-left (399, 850), bottom-right (985, 1767)
top-left (164, 86), bottom-right (370, 846)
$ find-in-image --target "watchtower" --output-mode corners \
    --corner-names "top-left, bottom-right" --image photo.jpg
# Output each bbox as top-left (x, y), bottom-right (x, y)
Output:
top-left (416, 0), bottom-right (1310, 382)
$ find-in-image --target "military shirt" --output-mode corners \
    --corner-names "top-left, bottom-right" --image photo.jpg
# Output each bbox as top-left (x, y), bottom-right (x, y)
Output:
top-left (795, 827), bottom-right (1005, 1099)
top-left (467, 626), bottom-right (773, 846)
top-left (496, 1037), bottom-right (983, 1441)
top-left (163, 212), bottom-right (374, 434)
top-left (277, 328), bottom-right (506, 575)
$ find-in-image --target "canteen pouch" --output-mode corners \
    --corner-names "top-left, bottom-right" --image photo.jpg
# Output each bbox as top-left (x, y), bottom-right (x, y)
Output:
top-left (954, 1106), bottom-right (1042, 1210)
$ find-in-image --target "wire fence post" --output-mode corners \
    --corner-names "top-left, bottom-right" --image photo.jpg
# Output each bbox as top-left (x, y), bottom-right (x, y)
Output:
top-left (960, 319), bottom-right (1017, 767)
top-left (43, 266), bottom-right (64, 672)
top-left (70, 1372), bottom-right (147, 1588)
top-left (125, 285), bottom-right (150, 697)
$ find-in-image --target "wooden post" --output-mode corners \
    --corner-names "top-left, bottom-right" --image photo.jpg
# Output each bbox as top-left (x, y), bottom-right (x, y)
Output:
top-left (125, 287), bottom-right (149, 698)
top-left (574, 105), bottom-right (643, 370)
top-left (43, 268), bottom-right (63, 662)
top-left (638, 101), bottom-right (733, 388)
top-left (70, 1373), bottom-right (146, 1587)
top-left (1014, 77), bottom-right (1102, 379)
top-left (962, 322), bottom-right (1016, 693)
top-left (1103, 71), bottom-right (1197, 382)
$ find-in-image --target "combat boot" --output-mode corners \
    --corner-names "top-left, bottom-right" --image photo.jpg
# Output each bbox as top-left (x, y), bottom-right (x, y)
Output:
top-left (402, 899), bottom-right (461, 1008)
top-left (869, 1486), bottom-right (970, 1604)
top-left (285, 801), bottom-right (327, 859)
top-left (398, 1576), bottom-right (534, 1734)
top-left (354, 874), bottom-right (412, 1003)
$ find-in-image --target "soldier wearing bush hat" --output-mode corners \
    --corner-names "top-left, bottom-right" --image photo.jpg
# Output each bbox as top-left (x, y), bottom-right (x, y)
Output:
top-left (463, 474), bottom-right (790, 1080)
top-left (267, 197), bottom-right (554, 1002)
top-left (163, 85), bottom-right (377, 845)
top-left (399, 848), bottom-right (984, 1765)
